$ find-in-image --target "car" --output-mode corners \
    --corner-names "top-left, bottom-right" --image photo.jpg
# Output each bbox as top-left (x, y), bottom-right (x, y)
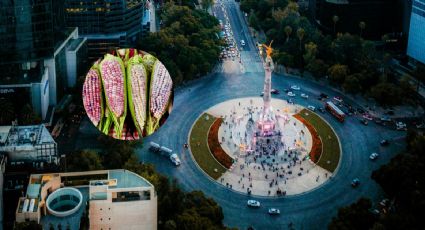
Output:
top-left (287, 99), bottom-right (294, 104)
top-left (241, 40), bottom-right (245, 46)
top-left (290, 85), bottom-right (301, 90)
top-left (333, 96), bottom-right (343, 103)
top-left (380, 116), bottom-right (392, 122)
top-left (380, 139), bottom-right (390, 146)
top-left (369, 152), bottom-right (379, 160)
top-left (351, 178), bottom-right (360, 187)
top-left (319, 107), bottom-right (325, 113)
top-left (301, 93), bottom-right (309, 99)
top-left (271, 89), bottom-right (280, 94)
top-left (357, 108), bottom-right (365, 114)
top-left (396, 122), bottom-right (407, 130)
top-left (287, 92), bottom-right (296, 97)
top-left (319, 93), bottom-right (329, 99)
top-left (247, 200), bottom-right (261, 207)
top-left (268, 208), bottom-right (280, 215)
top-left (363, 114), bottom-right (373, 121)
top-left (416, 123), bottom-right (425, 129)
top-left (360, 119), bottom-right (368, 126)
top-left (170, 153), bottom-right (181, 166)
top-left (307, 105), bottom-right (316, 111)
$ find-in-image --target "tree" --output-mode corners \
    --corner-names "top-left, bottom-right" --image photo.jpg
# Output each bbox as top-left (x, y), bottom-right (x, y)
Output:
top-left (369, 82), bottom-right (402, 105)
top-left (249, 10), bottom-right (260, 30)
top-left (284, 25), bottom-right (292, 43)
top-left (343, 74), bottom-right (362, 94)
top-left (359, 21), bottom-right (366, 38)
top-left (328, 64), bottom-right (349, 85)
top-left (329, 198), bottom-right (377, 230)
top-left (67, 150), bottom-right (103, 171)
top-left (303, 42), bottom-right (318, 64)
top-left (296, 28), bottom-right (305, 51)
top-left (332, 15), bottom-right (339, 34)
top-left (306, 59), bottom-right (328, 79)
top-left (200, 0), bottom-right (213, 11)
top-left (0, 98), bottom-right (14, 125)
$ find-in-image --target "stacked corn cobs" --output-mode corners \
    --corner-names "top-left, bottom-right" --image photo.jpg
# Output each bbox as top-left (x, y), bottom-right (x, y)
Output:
top-left (82, 49), bottom-right (173, 140)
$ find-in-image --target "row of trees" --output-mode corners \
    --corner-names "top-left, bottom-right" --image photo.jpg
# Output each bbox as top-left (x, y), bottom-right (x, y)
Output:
top-left (137, 1), bottom-right (222, 85)
top-left (329, 130), bottom-right (425, 229)
top-left (0, 98), bottom-right (41, 125)
top-left (66, 136), bottom-right (233, 230)
top-left (241, 0), bottom-right (416, 106)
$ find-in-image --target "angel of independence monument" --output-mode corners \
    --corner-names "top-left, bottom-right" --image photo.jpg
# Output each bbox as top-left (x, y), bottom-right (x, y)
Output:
top-left (248, 42), bottom-right (283, 157)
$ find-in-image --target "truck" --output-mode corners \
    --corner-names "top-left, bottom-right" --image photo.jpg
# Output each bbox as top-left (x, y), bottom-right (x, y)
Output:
top-left (149, 142), bottom-right (181, 166)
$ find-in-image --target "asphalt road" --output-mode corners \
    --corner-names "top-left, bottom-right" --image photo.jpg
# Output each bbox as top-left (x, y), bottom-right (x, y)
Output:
top-left (136, 71), bottom-right (405, 229)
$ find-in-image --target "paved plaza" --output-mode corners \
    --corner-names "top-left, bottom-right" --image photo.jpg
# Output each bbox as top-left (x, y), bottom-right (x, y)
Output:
top-left (206, 98), bottom-right (331, 196)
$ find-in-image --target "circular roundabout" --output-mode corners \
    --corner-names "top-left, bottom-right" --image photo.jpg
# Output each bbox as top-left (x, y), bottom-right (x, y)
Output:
top-left (46, 187), bottom-right (83, 217)
top-left (188, 97), bottom-right (341, 196)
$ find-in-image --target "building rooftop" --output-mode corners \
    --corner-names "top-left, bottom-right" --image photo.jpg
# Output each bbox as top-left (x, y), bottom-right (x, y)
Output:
top-left (109, 169), bottom-right (152, 189)
top-left (67, 38), bottom-right (86, 52)
top-left (0, 124), bottom-right (55, 148)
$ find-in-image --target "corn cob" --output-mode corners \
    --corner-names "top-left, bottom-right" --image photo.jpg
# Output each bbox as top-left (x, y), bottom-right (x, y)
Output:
top-left (99, 54), bottom-right (127, 138)
top-left (146, 60), bottom-right (173, 134)
top-left (127, 55), bottom-right (148, 136)
top-left (142, 53), bottom-right (157, 73)
top-left (117, 48), bottom-right (138, 62)
top-left (82, 63), bottom-right (103, 128)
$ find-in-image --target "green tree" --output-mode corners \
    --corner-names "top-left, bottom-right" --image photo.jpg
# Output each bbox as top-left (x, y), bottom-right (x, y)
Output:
top-left (249, 10), bottom-right (260, 30)
top-left (284, 25), bottom-right (292, 43)
top-left (343, 74), bottom-right (362, 94)
top-left (296, 28), bottom-right (305, 51)
top-left (306, 59), bottom-right (328, 79)
top-left (200, 0), bottom-right (213, 11)
top-left (369, 82), bottom-right (402, 105)
top-left (329, 198), bottom-right (377, 230)
top-left (332, 15), bottom-right (339, 34)
top-left (359, 21), bottom-right (366, 38)
top-left (303, 42), bottom-right (318, 64)
top-left (0, 98), bottom-right (14, 125)
top-left (328, 64), bottom-right (349, 85)
top-left (67, 150), bottom-right (103, 171)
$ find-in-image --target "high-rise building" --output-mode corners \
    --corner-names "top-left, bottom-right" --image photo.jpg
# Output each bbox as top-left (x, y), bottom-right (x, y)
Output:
top-left (64, 0), bottom-right (147, 61)
top-left (309, 0), bottom-right (402, 39)
top-left (407, 0), bottom-right (425, 64)
top-left (0, 1), bottom-right (88, 121)
top-left (15, 169), bottom-right (157, 230)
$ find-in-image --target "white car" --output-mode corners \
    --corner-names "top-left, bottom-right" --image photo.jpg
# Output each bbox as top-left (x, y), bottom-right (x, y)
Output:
top-left (241, 40), bottom-right (245, 46)
top-left (333, 96), bottom-right (343, 103)
top-left (247, 200), bottom-right (261, 207)
top-left (301, 93), bottom-right (309, 99)
top-left (307, 105), bottom-right (316, 111)
top-left (287, 92), bottom-right (296, 97)
top-left (268, 208), bottom-right (280, 215)
top-left (290, 85), bottom-right (300, 90)
top-left (369, 152), bottom-right (379, 160)
top-left (170, 153), bottom-right (181, 166)
top-left (396, 122), bottom-right (406, 130)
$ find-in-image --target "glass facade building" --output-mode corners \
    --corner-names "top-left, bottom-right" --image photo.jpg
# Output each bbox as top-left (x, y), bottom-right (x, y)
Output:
top-left (64, 0), bottom-right (146, 60)
top-left (407, 0), bottom-right (425, 64)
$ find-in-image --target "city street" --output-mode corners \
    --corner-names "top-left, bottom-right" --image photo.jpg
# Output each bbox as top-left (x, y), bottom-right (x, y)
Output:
top-left (136, 71), bottom-right (405, 229)
top-left (129, 1), bottom-right (407, 229)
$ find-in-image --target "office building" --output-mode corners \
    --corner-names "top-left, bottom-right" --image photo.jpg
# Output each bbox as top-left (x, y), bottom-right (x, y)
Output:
top-left (64, 0), bottom-right (148, 61)
top-left (15, 169), bottom-right (157, 230)
top-left (0, 0), bottom-right (88, 121)
top-left (407, 0), bottom-right (425, 64)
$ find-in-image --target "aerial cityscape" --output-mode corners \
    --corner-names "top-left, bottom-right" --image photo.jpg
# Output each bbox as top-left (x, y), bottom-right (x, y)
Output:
top-left (0, 0), bottom-right (424, 230)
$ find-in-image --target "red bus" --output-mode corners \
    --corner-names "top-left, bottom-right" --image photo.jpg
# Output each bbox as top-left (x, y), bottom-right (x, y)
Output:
top-left (325, 101), bottom-right (345, 122)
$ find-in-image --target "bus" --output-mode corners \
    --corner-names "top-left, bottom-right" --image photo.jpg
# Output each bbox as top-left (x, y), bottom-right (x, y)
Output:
top-left (325, 101), bottom-right (345, 122)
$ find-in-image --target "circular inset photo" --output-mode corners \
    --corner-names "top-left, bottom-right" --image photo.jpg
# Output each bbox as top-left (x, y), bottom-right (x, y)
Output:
top-left (82, 48), bottom-right (173, 140)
